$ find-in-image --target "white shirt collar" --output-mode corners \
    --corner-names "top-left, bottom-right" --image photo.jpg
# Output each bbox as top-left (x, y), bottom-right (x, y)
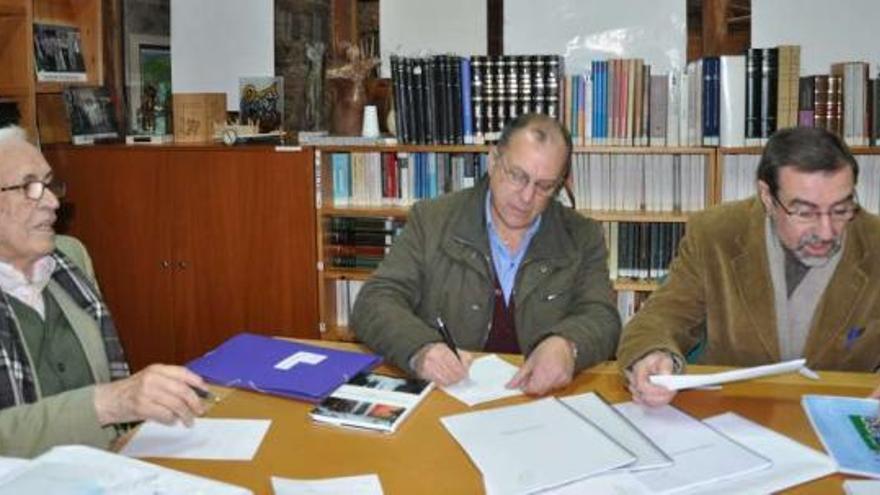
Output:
top-left (0, 256), bottom-right (56, 319)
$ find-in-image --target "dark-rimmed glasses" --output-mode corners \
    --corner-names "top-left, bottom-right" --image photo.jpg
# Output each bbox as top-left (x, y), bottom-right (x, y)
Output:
top-left (0, 178), bottom-right (67, 201)
top-left (772, 192), bottom-right (860, 225)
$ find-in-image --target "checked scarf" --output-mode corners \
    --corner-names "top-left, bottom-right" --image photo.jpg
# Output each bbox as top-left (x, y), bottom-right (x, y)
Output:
top-left (0, 249), bottom-right (130, 409)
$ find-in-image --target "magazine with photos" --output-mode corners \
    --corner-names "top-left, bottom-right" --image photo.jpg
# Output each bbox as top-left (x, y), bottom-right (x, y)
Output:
top-left (33, 23), bottom-right (87, 82)
top-left (310, 372), bottom-right (434, 434)
top-left (63, 87), bottom-right (119, 144)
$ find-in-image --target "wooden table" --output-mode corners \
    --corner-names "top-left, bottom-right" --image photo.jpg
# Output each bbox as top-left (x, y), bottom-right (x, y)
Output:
top-left (148, 348), bottom-right (877, 495)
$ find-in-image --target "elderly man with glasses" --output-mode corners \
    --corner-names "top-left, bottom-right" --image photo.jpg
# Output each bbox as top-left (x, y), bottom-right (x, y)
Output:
top-left (352, 113), bottom-right (620, 395)
top-left (0, 126), bottom-right (209, 457)
top-left (620, 126), bottom-right (880, 408)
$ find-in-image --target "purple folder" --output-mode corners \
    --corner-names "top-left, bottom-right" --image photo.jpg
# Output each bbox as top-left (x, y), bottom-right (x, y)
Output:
top-left (187, 333), bottom-right (381, 402)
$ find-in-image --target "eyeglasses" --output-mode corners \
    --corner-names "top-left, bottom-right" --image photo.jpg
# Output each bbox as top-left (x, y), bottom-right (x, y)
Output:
top-left (772, 193), bottom-right (860, 225)
top-left (0, 178), bottom-right (67, 201)
top-left (496, 154), bottom-right (562, 197)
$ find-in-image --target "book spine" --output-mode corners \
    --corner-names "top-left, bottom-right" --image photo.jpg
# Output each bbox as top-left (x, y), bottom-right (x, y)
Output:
top-left (461, 57), bottom-right (474, 144)
top-left (745, 48), bottom-right (761, 146)
top-left (798, 76), bottom-right (815, 128)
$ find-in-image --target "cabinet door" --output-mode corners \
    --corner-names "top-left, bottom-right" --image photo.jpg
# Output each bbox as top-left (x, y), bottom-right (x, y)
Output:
top-left (47, 146), bottom-right (176, 371)
top-left (169, 148), bottom-right (319, 363)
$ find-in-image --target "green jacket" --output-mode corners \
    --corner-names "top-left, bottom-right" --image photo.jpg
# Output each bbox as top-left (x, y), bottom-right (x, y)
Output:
top-left (351, 180), bottom-right (621, 374)
top-left (617, 197), bottom-right (880, 372)
top-left (0, 236), bottom-right (116, 457)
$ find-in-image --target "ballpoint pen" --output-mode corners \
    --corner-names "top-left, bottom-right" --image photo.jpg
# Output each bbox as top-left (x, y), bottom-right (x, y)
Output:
top-left (190, 385), bottom-right (220, 403)
top-left (435, 316), bottom-right (461, 361)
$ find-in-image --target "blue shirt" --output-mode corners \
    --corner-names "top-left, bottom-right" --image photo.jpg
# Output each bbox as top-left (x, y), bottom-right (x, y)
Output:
top-left (485, 192), bottom-right (542, 305)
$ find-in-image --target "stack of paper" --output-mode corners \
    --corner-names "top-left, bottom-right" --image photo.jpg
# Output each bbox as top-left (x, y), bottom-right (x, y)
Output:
top-left (649, 358), bottom-right (807, 390)
top-left (560, 392), bottom-right (671, 471)
top-left (441, 397), bottom-right (635, 494)
top-left (0, 445), bottom-right (250, 494)
top-left (443, 395), bottom-right (836, 495)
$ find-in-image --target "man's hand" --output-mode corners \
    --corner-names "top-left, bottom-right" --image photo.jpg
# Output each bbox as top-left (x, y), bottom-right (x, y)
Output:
top-left (413, 343), bottom-right (474, 386)
top-left (626, 350), bottom-right (677, 407)
top-left (507, 336), bottom-right (575, 396)
top-left (93, 364), bottom-right (209, 427)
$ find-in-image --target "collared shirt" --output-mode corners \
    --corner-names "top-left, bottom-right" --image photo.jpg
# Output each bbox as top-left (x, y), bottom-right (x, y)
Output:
top-left (0, 256), bottom-right (56, 319)
top-left (485, 191), bottom-right (542, 305)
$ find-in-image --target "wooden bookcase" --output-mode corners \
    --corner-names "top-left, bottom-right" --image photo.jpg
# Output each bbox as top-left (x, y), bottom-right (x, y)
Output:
top-left (718, 146), bottom-right (880, 214)
top-left (0, 0), bottom-right (36, 140)
top-left (0, 0), bottom-right (103, 143)
top-left (313, 144), bottom-right (719, 341)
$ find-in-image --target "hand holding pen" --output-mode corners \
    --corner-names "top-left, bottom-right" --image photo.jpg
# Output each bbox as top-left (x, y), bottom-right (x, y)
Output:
top-left (411, 317), bottom-right (473, 386)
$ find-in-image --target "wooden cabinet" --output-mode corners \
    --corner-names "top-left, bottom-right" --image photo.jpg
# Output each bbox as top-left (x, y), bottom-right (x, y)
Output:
top-left (45, 145), bottom-right (320, 371)
top-left (312, 144), bottom-right (719, 340)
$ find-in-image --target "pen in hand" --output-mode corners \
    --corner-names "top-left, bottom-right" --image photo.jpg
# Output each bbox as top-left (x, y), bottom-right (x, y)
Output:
top-left (435, 316), bottom-right (460, 361)
top-left (190, 385), bottom-right (220, 403)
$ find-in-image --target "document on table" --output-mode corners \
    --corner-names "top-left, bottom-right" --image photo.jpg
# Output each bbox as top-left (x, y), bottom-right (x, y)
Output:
top-left (0, 445), bottom-right (251, 494)
top-left (271, 474), bottom-right (383, 495)
top-left (441, 354), bottom-right (523, 406)
top-left (561, 392), bottom-right (672, 471)
top-left (614, 402), bottom-right (771, 494)
top-left (121, 418), bottom-right (271, 460)
top-left (845, 480), bottom-right (880, 495)
top-left (679, 412), bottom-right (836, 494)
top-left (441, 397), bottom-right (635, 495)
top-left (649, 358), bottom-right (806, 391)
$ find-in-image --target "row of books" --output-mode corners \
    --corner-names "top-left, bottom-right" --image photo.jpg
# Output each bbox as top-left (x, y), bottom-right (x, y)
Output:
top-left (390, 54), bottom-right (563, 145)
top-left (605, 221), bottom-right (685, 283)
top-left (569, 153), bottom-right (707, 212)
top-left (326, 216), bottom-right (404, 269)
top-left (721, 154), bottom-right (880, 216)
top-left (329, 152), bottom-right (488, 207)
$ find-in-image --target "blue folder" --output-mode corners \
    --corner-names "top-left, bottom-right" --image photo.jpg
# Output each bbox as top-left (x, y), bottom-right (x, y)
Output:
top-left (187, 333), bottom-right (381, 402)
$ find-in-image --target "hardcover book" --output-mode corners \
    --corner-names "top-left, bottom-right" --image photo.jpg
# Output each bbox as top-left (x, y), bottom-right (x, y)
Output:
top-left (311, 372), bottom-right (433, 433)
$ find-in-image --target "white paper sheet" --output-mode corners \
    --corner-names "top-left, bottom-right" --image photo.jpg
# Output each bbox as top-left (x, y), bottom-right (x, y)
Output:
top-left (844, 480), bottom-right (880, 495)
top-left (0, 445), bottom-right (250, 495)
top-left (681, 412), bottom-right (836, 494)
top-left (271, 474), bottom-right (384, 495)
top-left (561, 392), bottom-right (672, 471)
top-left (121, 418), bottom-right (271, 460)
top-left (441, 354), bottom-right (523, 406)
top-left (614, 402), bottom-right (772, 494)
top-left (649, 358), bottom-right (806, 391)
top-left (442, 397), bottom-right (635, 495)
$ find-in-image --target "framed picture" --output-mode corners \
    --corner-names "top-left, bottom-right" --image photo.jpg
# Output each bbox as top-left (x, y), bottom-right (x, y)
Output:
top-left (125, 33), bottom-right (171, 135)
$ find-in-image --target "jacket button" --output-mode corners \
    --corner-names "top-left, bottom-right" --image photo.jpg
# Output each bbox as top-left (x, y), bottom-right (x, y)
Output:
top-left (471, 304), bottom-right (480, 311)
top-left (540, 265), bottom-right (548, 273)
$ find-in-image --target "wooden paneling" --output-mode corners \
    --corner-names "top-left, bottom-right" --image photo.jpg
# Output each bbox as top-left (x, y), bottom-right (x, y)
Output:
top-left (44, 145), bottom-right (319, 370)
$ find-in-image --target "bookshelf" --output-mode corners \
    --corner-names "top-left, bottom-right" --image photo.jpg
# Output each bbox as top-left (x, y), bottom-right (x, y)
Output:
top-left (0, 0), bottom-right (36, 140)
top-left (0, 0), bottom-right (103, 143)
top-left (718, 146), bottom-right (880, 216)
top-left (313, 144), bottom-right (719, 341)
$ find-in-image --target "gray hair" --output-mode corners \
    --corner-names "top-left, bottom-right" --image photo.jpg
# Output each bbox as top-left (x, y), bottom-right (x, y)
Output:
top-left (0, 125), bottom-right (28, 147)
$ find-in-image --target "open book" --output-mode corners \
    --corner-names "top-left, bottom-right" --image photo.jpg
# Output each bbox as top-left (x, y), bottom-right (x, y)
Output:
top-left (310, 372), bottom-right (433, 433)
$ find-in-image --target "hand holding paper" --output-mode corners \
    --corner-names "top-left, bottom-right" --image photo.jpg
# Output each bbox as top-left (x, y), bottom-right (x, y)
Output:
top-left (649, 358), bottom-right (807, 391)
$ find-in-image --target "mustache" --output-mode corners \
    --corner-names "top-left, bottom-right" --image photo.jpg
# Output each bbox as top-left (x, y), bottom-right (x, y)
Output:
top-left (796, 233), bottom-right (838, 248)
